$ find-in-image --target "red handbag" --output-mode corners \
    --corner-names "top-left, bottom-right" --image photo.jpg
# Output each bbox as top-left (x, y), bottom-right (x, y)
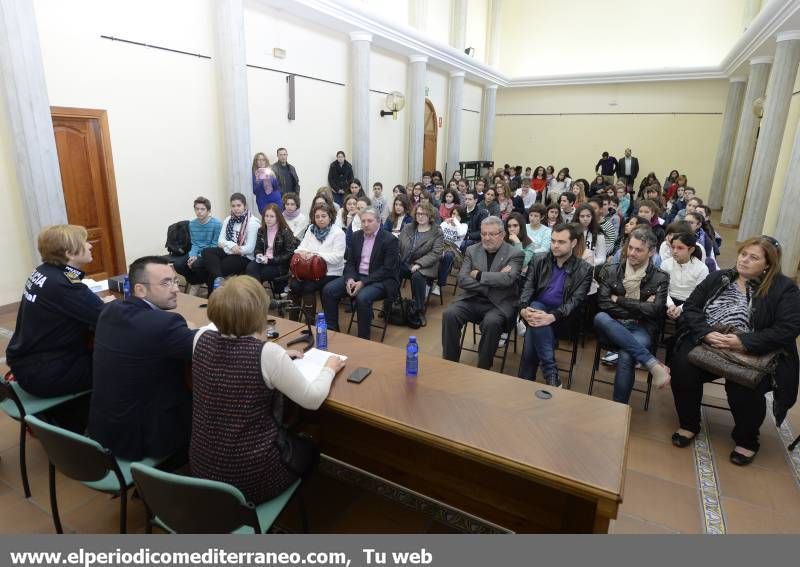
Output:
top-left (290, 253), bottom-right (327, 281)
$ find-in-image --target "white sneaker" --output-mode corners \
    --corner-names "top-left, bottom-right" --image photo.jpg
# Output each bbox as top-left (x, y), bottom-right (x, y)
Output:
top-left (601, 351), bottom-right (619, 365)
top-left (187, 284), bottom-right (201, 296)
top-left (425, 284), bottom-right (431, 297)
top-left (498, 332), bottom-right (508, 347)
top-left (431, 283), bottom-right (441, 296)
top-left (516, 319), bottom-right (527, 337)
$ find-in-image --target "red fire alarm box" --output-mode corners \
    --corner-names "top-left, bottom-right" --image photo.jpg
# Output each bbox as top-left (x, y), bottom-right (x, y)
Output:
top-left (438, 117), bottom-right (443, 127)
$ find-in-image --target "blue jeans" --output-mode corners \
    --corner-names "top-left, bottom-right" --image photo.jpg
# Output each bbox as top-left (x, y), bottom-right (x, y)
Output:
top-left (593, 312), bottom-right (656, 404)
top-left (321, 276), bottom-right (387, 339)
top-left (518, 301), bottom-right (557, 381)
top-left (438, 251), bottom-right (456, 287)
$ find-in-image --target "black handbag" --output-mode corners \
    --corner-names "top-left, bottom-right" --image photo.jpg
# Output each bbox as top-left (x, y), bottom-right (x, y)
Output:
top-left (387, 297), bottom-right (408, 326)
top-left (404, 299), bottom-right (422, 330)
top-left (271, 392), bottom-right (319, 478)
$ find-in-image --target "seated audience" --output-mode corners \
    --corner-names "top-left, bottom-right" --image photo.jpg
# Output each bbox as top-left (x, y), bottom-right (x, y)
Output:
top-left (669, 236), bottom-right (800, 465)
top-left (290, 203), bottom-right (346, 319)
top-left (434, 206), bottom-right (467, 296)
top-left (461, 190), bottom-right (489, 250)
top-left (615, 182), bottom-right (631, 218)
top-left (589, 196), bottom-right (619, 257)
top-left (518, 224), bottom-right (593, 386)
top-left (442, 217), bottom-right (523, 369)
top-left (589, 175), bottom-right (608, 198)
top-left (371, 182), bottom-right (388, 221)
top-left (245, 204), bottom-right (298, 294)
top-left (282, 192), bottom-right (309, 239)
top-left (661, 232), bottom-right (708, 320)
top-left (171, 197), bottom-right (222, 287)
top-left (6, 225), bottom-right (105, 429)
top-left (346, 178), bottom-right (366, 200)
top-left (660, 220), bottom-right (706, 264)
top-left (398, 202), bottom-right (444, 325)
top-left (674, 191), bottom-right (699, 222)
top-left (202, 192), bottom-right (260, 292)
top-left (505, 212), bottom-right (535, 272)
top-left (686, 211), bottom-right (718, 272)
top-left (89, 256), bottom-right (195, 460)
top-left (191, 276), bottom-right (345, 503)
top-left (337, 195), bottom-right (359, 231)
top-left (576, 204), bottom-right (607, 276)
top-left (438, 188), bottom-right (460, 220)
top-left (634, 199), bottom-right (666, 250)
top-left (314, 187), bottom-right (341, 214)
top-left (593, 227), bottom-right (671, 404)
top-left (547, 169), bottom-right (568, 204)
top-left (526, 203), bottom-right (552, 253)
top-left (251, 152), bottom-right (282, 214)
top-left (384, 194), bottom-right (413, 236)
top-left (322, 208), bottom-right (398, 338)
top-left (479, 187), bottom-right (501, 217)
top-left (494, 181), bottom-right (517, 220)
top-left (559, 192), bottom-right (577, 223)
top-left (545, 204), bottom-right (563, 229)
top-left (531, 166), bottom-right (548, 199)
top-left (571, 178), bottom-right (589, 205)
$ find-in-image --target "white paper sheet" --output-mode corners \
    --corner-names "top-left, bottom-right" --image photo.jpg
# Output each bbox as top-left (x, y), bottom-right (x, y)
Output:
top-left (292, 348), bottom-right (347, 380)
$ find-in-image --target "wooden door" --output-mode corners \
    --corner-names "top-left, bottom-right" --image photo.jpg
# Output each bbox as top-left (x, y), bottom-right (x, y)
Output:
top-left (423, 99), bottom-right (437, 172)
top-left (51, 108), bottom-right (126, 280)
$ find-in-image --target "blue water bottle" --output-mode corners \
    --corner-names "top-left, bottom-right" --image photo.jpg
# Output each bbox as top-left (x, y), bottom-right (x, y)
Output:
top-left (122, 276), bottom-right (131, 300)
top-left (315, 312), bottom-right (328, 351)
top-left (406, 336), bottom-right (418, 377)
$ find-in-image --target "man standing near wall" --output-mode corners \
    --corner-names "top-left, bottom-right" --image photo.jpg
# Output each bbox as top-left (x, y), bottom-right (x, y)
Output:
top-left (618, 148), bottom-right (639, 190)
top-left (273, 147), bottom-right (300, 195)
top-left (595, 151), bottom-right (618, 185)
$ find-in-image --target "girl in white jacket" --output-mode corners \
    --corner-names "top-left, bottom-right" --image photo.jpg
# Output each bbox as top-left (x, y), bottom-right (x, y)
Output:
top-left (661, 232), bottom-right (709, 320)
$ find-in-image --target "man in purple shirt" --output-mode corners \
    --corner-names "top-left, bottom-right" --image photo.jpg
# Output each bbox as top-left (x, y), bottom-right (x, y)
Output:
top-left (322, 208), bottom-right (399, 339)
top-left (517, 224), bottom-right (593, 387)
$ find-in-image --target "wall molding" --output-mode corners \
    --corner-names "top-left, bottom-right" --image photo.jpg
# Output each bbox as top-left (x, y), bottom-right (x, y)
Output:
top-left (253, 0), bottom-right (800, 88)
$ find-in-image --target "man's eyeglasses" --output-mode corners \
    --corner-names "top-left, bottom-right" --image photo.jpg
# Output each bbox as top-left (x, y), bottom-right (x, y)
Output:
top-left (481, 232), bottom-right (502, 238)
top-left (142, 279), bottom-right (181, 289)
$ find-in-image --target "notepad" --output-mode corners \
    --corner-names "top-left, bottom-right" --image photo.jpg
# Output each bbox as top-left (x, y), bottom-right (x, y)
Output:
top-left (292, 348), bottom-right (347, 380)
top-left (83, 278), bottom-right (109, 292)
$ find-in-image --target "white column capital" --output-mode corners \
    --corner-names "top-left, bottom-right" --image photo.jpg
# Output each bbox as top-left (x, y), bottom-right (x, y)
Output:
top-left (408, 54), bottom-right (428, 64)
top-left (750, 55), bottom-right (774, 65)
top-left (730, 76), bottom-right (747, 83)
top-left (450, 71), bottom-right (466, 78)
top-left (349, 31), bottom-right (373, 43)
top-left (776, 30), bottom-right (800, 42)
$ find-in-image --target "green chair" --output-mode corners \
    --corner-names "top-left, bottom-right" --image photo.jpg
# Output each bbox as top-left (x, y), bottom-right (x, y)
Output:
top-left (0, 376), bottom-right (90, 498)
top-left (23, 415), bottom-right (161, 533)
top-left (130, 462), bottom-right (307, 534)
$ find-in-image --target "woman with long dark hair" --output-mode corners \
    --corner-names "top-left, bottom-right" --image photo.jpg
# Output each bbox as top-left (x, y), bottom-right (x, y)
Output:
top-left (245, 204), bottom-right (298, 293)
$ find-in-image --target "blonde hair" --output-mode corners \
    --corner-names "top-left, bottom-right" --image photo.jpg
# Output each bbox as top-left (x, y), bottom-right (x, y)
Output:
top-left (38, 225), bottom-right (88, 266)
top-left (207, 276), bottom-right (269, 336)
top-left (738, 236), bottom-right (782, 297)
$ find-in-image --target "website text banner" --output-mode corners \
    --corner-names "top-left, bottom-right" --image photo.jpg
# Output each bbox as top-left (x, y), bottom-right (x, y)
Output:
top-left (0, 535), bottom-right (788, 567)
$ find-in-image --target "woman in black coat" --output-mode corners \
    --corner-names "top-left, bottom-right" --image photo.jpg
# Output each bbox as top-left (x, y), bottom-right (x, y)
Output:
top-left (245, 204), bottom-right (299, 294)
top-left (668, 236), bottom-right (800, 466)
top-left (327, 150), bottom-right (354, 207)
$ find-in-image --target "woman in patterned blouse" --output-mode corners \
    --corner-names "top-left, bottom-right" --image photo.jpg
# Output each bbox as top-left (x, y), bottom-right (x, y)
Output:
top-left (668, 236), bottom-right (800, 466)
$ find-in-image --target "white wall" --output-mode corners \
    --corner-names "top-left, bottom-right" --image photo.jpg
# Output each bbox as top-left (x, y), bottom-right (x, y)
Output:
top-left (465, 0), bottom-right (489, 62)
top-left (460, 81), bottom-right (484, 162)
top-left (425, 69), bottom-right (450, 174)
top-left (245, 5), bottom-right (349, 210)
top-left (369, 48), bottom-right (409, 188)
top-left (498, 0), bottom-right (746, 76)
top-left (424, 0), bottom-right (452, 46)
top-left (0, 85), bottom-right (33, 305)
top-left (494, 80), bottom-right (729, 199)
top-left (32, 0), bottom-right (226, 266)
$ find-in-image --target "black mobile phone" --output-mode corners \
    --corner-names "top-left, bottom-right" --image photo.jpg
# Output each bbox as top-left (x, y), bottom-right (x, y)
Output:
top-left (198, 303), bottom-right (208, 308)
top-left (347, 367), bottom-right (372, 384)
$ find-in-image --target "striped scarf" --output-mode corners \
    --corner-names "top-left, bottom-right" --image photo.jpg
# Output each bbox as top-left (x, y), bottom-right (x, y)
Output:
top-left (226, 210), bottom-right (250, 245)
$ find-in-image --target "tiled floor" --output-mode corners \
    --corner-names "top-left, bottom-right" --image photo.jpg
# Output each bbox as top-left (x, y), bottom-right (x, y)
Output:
top-left (1, 221), bottom-right (799, 534)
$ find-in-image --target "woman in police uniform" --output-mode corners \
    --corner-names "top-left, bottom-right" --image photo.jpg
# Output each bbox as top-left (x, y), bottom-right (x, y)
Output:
top-left (6, 225), bottom-right (105, 405)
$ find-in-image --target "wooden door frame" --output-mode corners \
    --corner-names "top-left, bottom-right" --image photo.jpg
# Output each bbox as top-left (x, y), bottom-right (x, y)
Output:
top-left (423, 98), bottom-right (437, 172)
top-left (51, 106), bottom-right (127, 275)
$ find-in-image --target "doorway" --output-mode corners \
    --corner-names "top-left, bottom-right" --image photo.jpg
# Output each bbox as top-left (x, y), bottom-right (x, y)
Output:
top-left (423, 99), bottom-right (437, 173)
top-left (51, 107), bottom-right (126, 280)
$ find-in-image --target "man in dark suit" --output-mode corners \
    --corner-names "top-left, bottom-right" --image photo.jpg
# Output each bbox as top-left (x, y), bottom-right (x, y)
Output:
top-left (88, 256), bottom-right (196, 461)
top-left (322, 208), bottom-right (399, 339)
top-left (618, 148), bottom-right (639, 189)
top-left (442, 216), bottom-right (524, 369)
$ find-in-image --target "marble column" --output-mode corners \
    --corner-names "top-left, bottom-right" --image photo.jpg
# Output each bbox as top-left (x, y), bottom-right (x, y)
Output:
top-left (214, 0), bottom-right (252, 209)
top-left (451, 0), bottom-right (467, 51)
top-left (349, 32), bottom-right (372, 184)
top-left (720, 56), bottom-right (772, 227)
top-left (0, 0), bottom-right (67, 263)
top-left (487, 0), bottom-right (503, 67)
top-left (407, 55), bottom-right (427, 182)
top-left (707, 78), bottom-right (747, 209)
top-left (481, 85), bottom-right (497, 162)
top-left (446, 71), bottom-right (465, 179)
top-left (738, 32), bottom-right (800, 241)
top-left (773, 119), bottom-right (800, 275)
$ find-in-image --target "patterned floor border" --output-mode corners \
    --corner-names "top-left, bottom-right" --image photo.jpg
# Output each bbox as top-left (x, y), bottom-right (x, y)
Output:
top-left (695, 407), bottom-right (727, 534)
top-left (316, 454), bottom-right (510, 534)
top-left (766, 392), bottom-right (800, 489)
